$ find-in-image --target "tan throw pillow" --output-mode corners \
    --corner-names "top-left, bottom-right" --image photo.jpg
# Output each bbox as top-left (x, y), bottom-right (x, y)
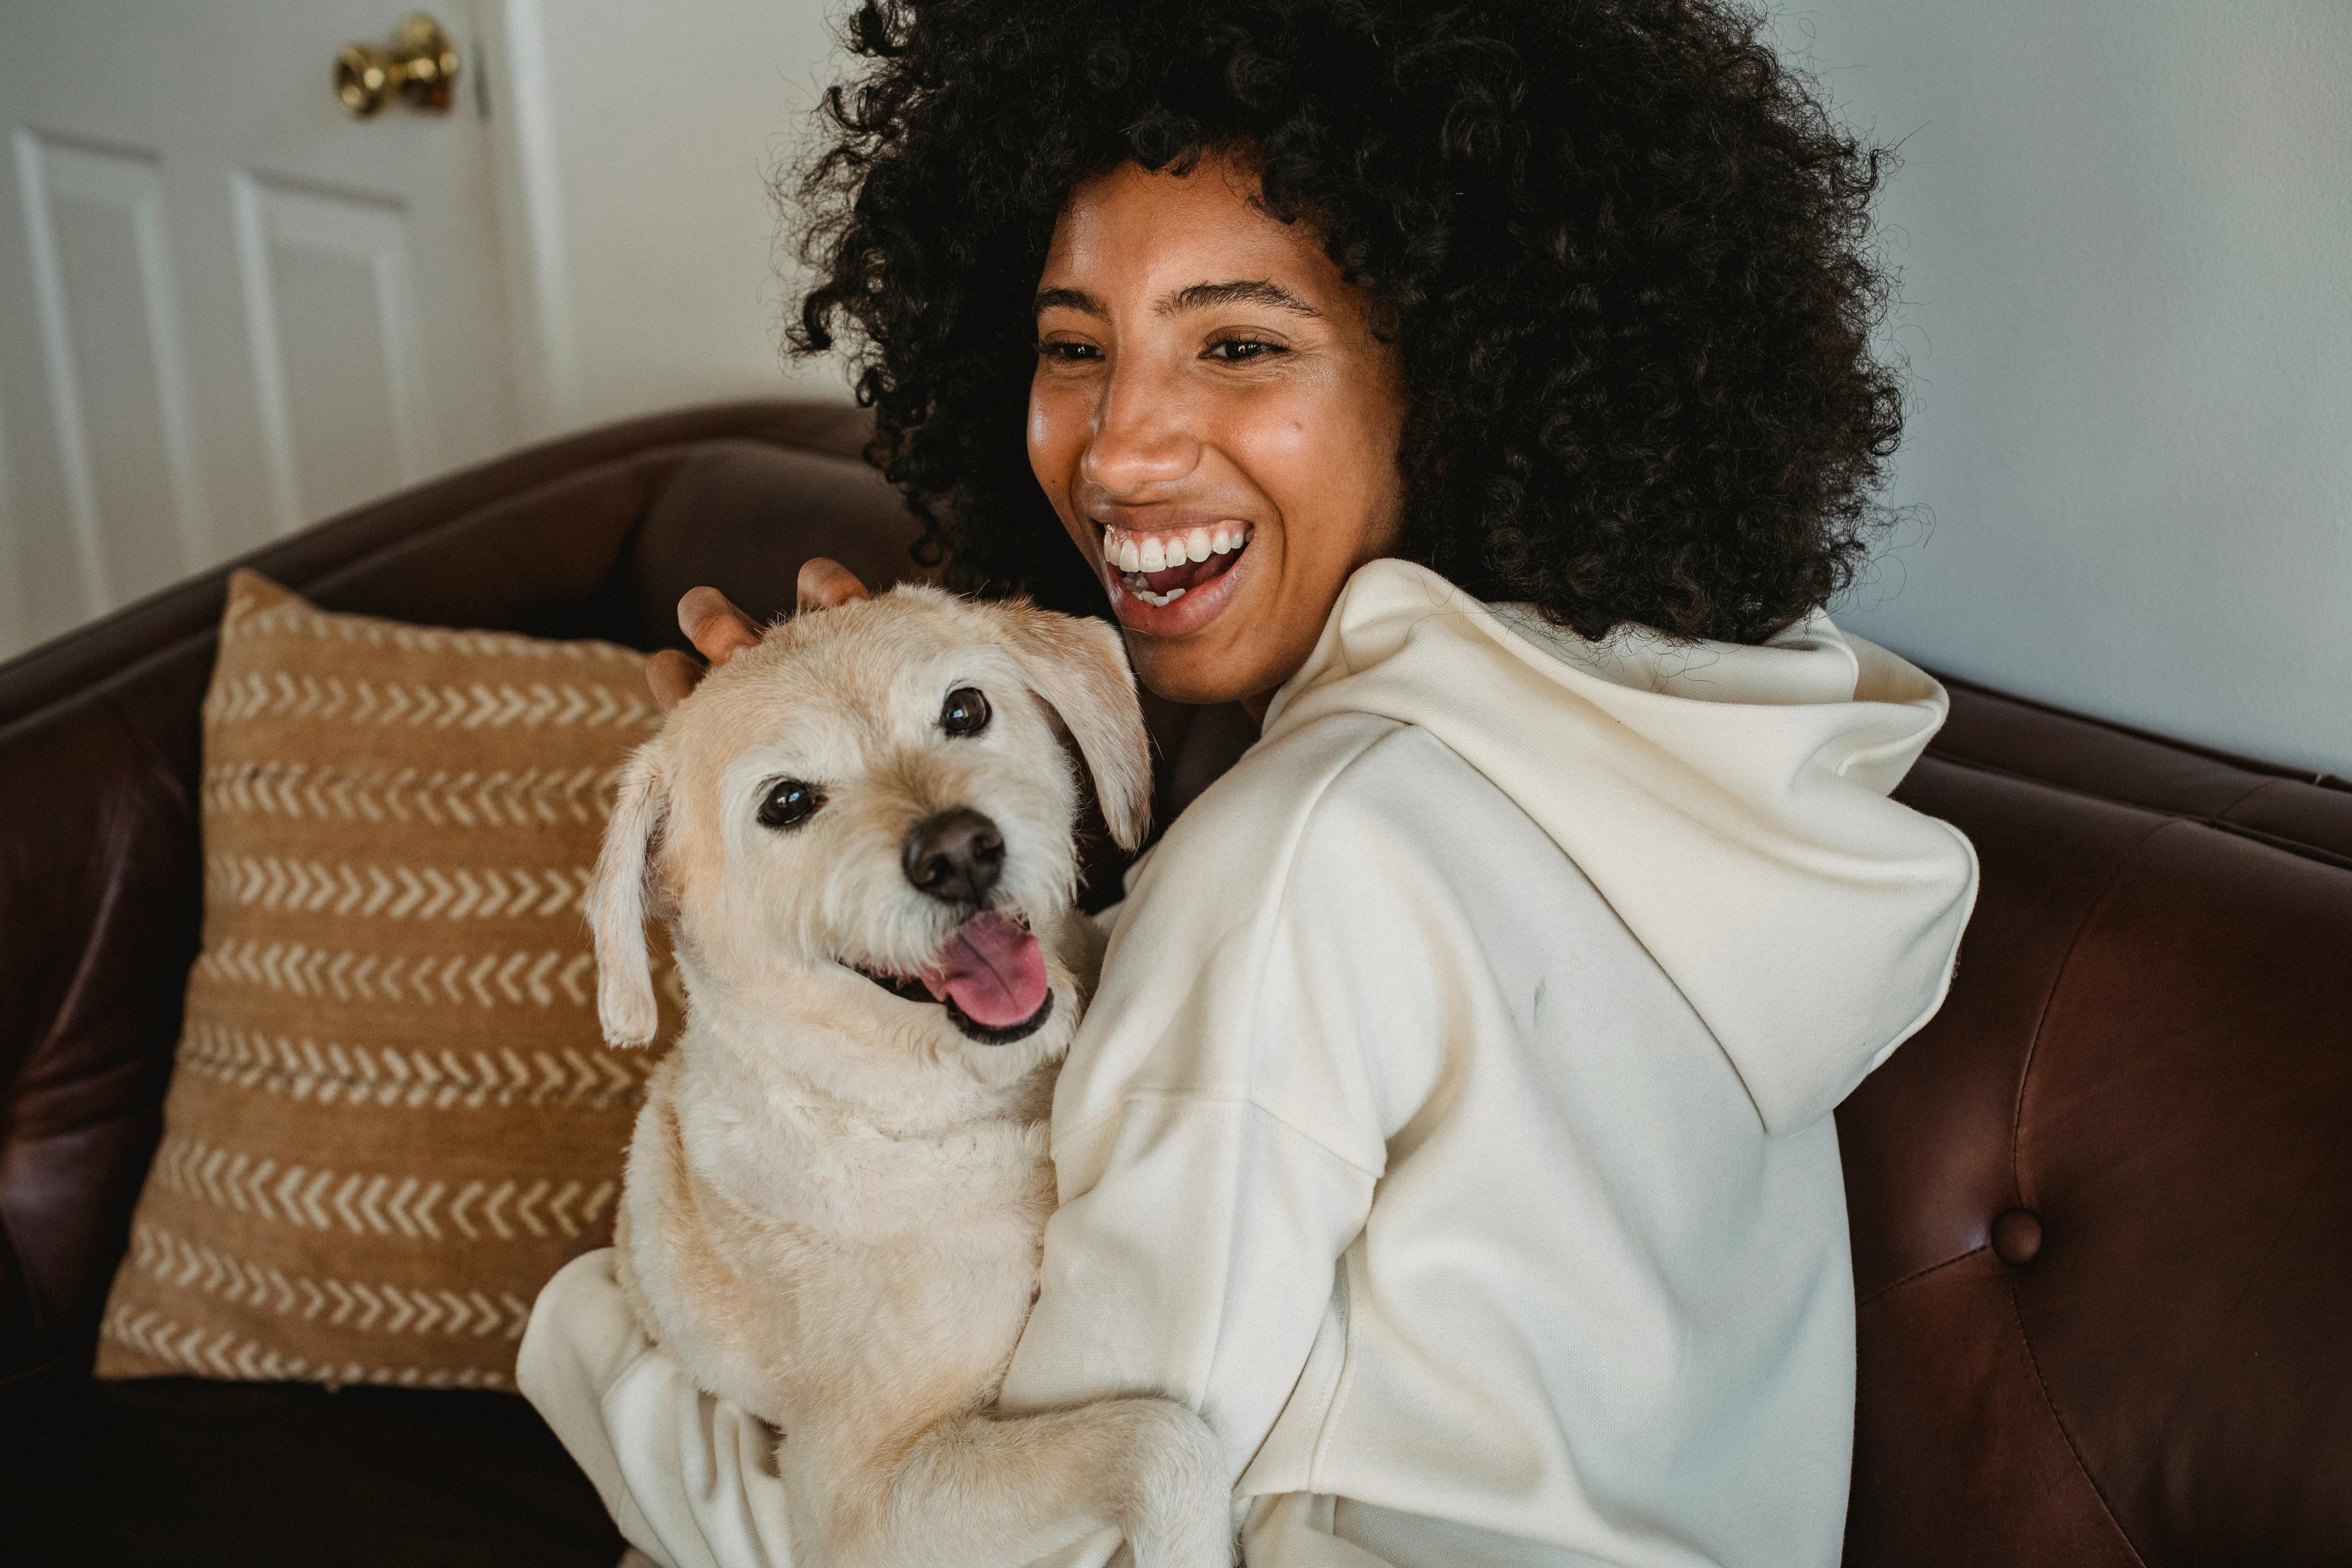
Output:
top-left (97, 570), bottom-right (671, 1390)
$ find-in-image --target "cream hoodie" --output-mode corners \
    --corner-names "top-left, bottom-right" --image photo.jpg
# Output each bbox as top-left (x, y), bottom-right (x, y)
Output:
top-left (519, 559), bottom-right (1978, 1568)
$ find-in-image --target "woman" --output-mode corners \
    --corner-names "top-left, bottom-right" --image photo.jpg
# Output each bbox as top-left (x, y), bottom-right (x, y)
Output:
top-left (521, 2), bottom-right (1978, 1564)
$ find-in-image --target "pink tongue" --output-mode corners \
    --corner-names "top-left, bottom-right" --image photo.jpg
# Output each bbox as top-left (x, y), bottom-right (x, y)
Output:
top-left (919, 911), bottom-right (1049, 1029)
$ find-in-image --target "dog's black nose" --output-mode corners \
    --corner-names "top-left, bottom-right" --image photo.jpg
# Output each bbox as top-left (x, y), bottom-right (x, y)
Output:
top-left (903, 808), bottom-right (1005, 906)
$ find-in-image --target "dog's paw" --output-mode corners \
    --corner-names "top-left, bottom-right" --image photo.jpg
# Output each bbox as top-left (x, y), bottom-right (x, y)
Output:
top-left (1111, 1398), bottom-right (1236, 1568)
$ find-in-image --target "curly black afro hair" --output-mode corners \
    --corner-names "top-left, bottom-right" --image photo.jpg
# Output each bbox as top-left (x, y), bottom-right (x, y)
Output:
top-left (791, 0), bottom-right (1902, 645)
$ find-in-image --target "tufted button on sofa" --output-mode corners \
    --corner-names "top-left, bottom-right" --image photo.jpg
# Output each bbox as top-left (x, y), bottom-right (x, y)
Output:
top-left (2, 402), bottom-right (2347, 1565)
top-left (1987, 1208), bottom-right (2043, 1267)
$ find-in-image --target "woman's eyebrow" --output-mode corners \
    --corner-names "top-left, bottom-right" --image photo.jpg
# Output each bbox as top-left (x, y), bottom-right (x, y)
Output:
top-left (1033, 286), bottom-right (1103, 318)
top-left (1031, 281), bottom-right (1322, 319)
top-left (1159, 279), bottom-right (1320, 318)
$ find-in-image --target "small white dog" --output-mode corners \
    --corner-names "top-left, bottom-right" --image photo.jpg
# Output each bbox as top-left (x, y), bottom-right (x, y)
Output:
top-left (590, 579), bottom-right (1231, 1568)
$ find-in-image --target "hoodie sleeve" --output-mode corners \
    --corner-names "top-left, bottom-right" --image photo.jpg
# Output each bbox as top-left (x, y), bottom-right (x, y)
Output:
top-left (997, 717), bottom-right (1450, 1478)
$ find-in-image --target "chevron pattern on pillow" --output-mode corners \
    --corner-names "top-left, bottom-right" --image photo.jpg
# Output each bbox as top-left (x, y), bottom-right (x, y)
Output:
top-left (96, 570), bottom-right (673, 1390)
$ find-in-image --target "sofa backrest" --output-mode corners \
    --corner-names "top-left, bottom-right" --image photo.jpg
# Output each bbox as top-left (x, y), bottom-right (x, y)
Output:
top-left (1844, 684), bottom-right (2352, 1564)
top-left (2, 401), bottom-right (2346, 1565)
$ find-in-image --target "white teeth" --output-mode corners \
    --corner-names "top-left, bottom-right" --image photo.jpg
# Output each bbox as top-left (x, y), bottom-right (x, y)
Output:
top-left (1103, 523), bottom-right (1250, 575)
top-left (1123, 574), bottom-right (1188, 608)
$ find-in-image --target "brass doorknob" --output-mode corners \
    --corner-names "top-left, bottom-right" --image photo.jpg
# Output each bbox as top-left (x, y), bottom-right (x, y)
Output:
top-left (335, 13), bottom-right (461, 118)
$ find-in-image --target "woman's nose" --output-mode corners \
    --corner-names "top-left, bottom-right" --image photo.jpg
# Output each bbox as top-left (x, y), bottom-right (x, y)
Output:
top-left (1079, 367), bottom-right (1199, 494)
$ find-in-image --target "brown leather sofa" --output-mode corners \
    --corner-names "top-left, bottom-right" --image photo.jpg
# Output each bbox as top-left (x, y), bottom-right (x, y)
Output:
top-left (2, 403), bottom-right (2346, 1567)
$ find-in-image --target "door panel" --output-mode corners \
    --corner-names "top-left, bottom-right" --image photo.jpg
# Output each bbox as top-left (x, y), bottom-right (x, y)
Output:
top-left (0, 2), bottom-right (520, 659)
top-left (232, 172), bottom-right (432, 529)
top-left (14, 129), bottom-right (215, 615)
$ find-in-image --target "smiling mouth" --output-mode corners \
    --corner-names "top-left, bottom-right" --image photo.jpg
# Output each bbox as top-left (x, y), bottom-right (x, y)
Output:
top-left (1100, 523), bottom-right (1252, 608)
top-left (847, 910), bottom-right (1055, 1045)
top-left (853, 965), bottom-right (1056, 1044)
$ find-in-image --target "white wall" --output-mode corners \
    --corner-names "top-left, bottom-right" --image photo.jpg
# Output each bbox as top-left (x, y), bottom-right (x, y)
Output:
top-left (494, 0), bottom-right (853, 434)
top-left (496, 2), bottom-right (2352, 776)
top-left (1773, 2), bottom-right (2352, 777)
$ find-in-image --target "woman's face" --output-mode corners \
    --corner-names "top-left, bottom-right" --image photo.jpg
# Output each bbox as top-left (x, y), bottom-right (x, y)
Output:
top-left (1029, 154), bottom-right (1407, 712)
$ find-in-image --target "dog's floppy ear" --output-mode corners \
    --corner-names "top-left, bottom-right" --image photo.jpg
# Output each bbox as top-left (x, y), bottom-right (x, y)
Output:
top-left (590, 745), bottom-right (670, 1047)
top-left (1001, 607), bottom-right (1153, 852)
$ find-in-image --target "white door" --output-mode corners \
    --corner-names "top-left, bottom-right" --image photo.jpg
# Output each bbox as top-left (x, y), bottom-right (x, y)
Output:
top-left (0, 2), bottom-right (524, 658)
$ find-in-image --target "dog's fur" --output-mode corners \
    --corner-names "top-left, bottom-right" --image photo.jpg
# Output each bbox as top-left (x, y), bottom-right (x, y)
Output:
top-left (591, 585), bottom-right (1230, 1567)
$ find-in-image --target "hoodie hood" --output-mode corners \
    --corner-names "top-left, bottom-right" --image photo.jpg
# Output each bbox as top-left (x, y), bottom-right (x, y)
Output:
top-left (1262, 559), bottom-right (1978, 1134)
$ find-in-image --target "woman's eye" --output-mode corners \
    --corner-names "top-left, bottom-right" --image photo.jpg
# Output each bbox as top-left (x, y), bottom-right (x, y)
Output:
top-left (940, 686), bottom-right (991, 736)
top-left (1036, 339), bottom-right (1100, 363)
top-left (1205, 338), bottom-right (1286, 363)
top-left (756, 779), bottom-right (825, 830)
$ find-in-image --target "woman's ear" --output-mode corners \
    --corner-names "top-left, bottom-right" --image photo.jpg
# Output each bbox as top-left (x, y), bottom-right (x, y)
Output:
top-left (590, 745), bottom-right (670, 1047)
top-left (1001, 607), bottom-right (1153, 852)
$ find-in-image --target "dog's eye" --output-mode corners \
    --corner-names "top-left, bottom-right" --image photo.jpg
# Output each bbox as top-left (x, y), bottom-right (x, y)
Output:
top-left (756, 779), bottom-right (825, 831)
top-left (940, 686), bottom-right (991, 737)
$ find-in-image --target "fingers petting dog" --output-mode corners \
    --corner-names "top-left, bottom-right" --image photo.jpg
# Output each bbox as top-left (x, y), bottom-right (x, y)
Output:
top-left (798, 556), bottom-right (873, 613)
top-left (639, 587), bottom-right (763, 712)
top-left (679, 586), bottom-right (765, 664)
top-left (645, 649), bottom-right (706, 713)
top-left (644, 567), bottom-right (876, 711)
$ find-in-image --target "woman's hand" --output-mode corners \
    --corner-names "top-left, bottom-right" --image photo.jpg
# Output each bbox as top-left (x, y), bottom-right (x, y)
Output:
top-left (644, 559), bottom-right (872, 711)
